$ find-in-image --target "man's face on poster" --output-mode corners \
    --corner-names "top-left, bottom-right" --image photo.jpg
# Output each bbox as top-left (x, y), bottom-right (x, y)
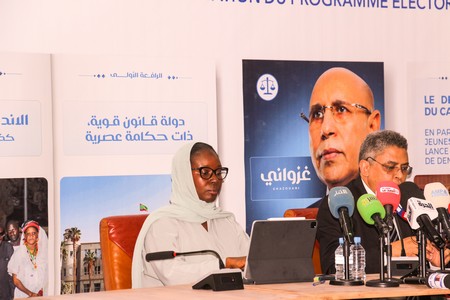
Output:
top-left (7, 222), bottom-right (20, 242)
top-left (308, 67), bottom-right (380, 189)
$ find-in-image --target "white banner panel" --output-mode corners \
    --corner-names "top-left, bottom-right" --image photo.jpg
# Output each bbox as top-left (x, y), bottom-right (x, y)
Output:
top-left (52, 54), bottom-right (216, 175)
top-left (0, 52), bottom-right (54, 295)
top-left (407, 62), bottom-right (450, 175)
top-left (0, 100), bottom-right (42, 156)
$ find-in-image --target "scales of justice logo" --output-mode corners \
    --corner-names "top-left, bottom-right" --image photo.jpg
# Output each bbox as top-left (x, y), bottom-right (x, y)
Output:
top-left (257, 74), bottom-right (278, 101)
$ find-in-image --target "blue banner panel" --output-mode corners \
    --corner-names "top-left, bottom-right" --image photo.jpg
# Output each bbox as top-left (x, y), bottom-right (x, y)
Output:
top-left (243, 59), bottom-right (385, 233)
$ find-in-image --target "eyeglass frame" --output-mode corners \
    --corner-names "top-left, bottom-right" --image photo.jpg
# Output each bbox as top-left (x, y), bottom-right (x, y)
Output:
top-left (365, 156), bottom-right (413, 176)
top-left (191, 166), bottom-right (229, 180)
top-left (300, 101), bottom-right (372, 124)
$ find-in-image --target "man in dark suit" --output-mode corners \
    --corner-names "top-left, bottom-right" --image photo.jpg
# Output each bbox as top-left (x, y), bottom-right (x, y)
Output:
top-left (317, 130), bottom-right (414, 274)
top-left (0, 225), bottom-right (14, 300)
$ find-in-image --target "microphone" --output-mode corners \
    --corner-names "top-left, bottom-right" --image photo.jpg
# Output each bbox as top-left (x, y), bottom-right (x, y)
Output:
top-left (427, 272), bottom-right (450, 289)
top-left (146, 250), bottom-right (226, 269)
top-left (396, 182), bottom-right (425, 222)
top-left (376, 181), bottom-right (403, 278)
top-left (424, 182), bottom-right (450, 240)
top-left (406, 197), bottom-right (446, 249)
top-left (376, 181), bottom-right (401, 231)
top-left (356, 194), bottom-right (389, 235)
top-left (328, 186), bottom-right (355, 244)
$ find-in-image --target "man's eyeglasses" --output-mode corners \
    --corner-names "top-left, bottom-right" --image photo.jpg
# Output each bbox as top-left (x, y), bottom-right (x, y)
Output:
top-left (300, 101), bottom-right (372, 125)
top-left (366, 157), bottom-right (413, 176)
top-left (191, 167), bottom-right (229, 180)
top-left (0, 231), bottom-right (5, 236)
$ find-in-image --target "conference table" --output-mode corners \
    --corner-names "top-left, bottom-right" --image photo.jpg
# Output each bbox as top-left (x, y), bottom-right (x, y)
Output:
top-left (41, 275), bottom-right (450, 300)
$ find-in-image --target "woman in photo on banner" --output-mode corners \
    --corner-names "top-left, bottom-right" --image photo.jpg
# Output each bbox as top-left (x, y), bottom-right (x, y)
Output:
top-left (8, 220), bottom-right (48, 298)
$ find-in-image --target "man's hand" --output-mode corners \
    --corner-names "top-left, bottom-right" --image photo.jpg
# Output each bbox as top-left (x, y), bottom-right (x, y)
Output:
top-left (392, 236), bottom-right (418, 257)
top-left (426, 243), bottom-right (450, 267)
top-left (225, 256), bottom-right (246, 270)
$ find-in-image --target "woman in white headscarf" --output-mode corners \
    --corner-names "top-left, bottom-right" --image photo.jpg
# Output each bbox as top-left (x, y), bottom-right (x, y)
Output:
top-left (132, 142), bottom-right (249, 288)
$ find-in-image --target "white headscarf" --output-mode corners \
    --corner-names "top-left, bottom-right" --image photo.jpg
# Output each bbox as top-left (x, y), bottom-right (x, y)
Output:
top-left (20, 221), bottom-right (48, 257)
top-left (132, 141), bottom-right (233, 287)
top-left (19, 221), bottom-right (48, 295)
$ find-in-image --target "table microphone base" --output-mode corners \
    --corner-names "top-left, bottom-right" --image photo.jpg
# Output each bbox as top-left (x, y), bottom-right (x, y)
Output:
top-left (385, 277), bottom-right (402, 284)
top-left (192, 270), bottom-right (244, 291)
top-left (330, 279), bottom-right (364, 286)
top-left (366, 279), bottom-right (400, 287)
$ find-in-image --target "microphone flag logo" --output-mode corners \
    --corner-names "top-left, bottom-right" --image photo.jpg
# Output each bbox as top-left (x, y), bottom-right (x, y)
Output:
top-left (431, 188), bottom-right (449, 197)
top-left (333, 188), bottom-right (349, 196)
top-left (380, 186), bottom-right (400, 194)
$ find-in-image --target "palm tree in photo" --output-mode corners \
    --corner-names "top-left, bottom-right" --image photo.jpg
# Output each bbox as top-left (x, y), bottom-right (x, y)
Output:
top-left (83, 250), bottom-right (97, 292)
top-left (63, 227), bottom-right (81, 293)
top-left (60, 241), bottom-right (68, 262)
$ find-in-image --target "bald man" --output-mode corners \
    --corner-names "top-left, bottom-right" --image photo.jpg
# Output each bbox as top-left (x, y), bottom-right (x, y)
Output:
top-left (306, 67), bottom-right (381, 197)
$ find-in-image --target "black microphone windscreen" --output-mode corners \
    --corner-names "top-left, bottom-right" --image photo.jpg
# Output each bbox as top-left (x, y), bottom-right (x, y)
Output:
top-left (399, 181), bottom-right (424, 208)
top-left (145, 251), bottom-right (175, 262)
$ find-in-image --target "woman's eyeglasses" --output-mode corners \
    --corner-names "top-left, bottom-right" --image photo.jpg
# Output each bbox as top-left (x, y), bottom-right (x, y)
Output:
top-left (191, 167), bottom-right (229, 180)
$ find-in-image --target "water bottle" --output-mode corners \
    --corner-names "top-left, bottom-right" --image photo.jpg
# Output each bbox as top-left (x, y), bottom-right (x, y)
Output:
top-left (350, 236), bottom-right (366, 281)
top-left (334, 237), bottom-right (345, 280)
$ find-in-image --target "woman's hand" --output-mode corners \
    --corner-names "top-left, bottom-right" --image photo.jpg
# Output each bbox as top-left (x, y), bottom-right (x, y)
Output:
top-left (225, 256), bottom-right (246, 270)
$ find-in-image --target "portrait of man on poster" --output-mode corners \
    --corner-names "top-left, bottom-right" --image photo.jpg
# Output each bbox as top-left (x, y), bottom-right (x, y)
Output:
top-left (303, 67), bottom-right (381, 207)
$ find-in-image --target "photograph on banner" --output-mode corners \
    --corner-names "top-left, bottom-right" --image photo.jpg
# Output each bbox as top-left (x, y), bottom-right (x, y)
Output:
top-left (1, 177), bottom-right (49, 298)
top-left (59, 174), bottom-right (171, 294)
top-left (243, 60), bottom-right (385, 232)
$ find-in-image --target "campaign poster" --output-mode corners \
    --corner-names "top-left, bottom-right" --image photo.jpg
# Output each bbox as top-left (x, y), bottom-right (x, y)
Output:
top-left (407, 62), bottom-right (450, 177)
top-left (243, 60), bottom-right (385, 232)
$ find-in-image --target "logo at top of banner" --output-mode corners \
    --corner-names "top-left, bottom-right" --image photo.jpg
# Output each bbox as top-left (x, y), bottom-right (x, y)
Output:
top-left (256, 74), bottom-right (278, 101)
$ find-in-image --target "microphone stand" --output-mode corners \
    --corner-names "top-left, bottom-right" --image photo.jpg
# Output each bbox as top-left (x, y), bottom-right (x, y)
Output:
top-left (402, 230), bottom-right (427, 284)
top-left (437, 223), bottom-right (447, 271)
top-left (385, 230), bottom-right (402, 284)
top-left (146, 250), bottom-right (243, 291)
top-left (386, 230), bottom-right (393, 279)
top-left (418, 229), bottom-right (428, 279)
top-left (439, 247), bottom-right (446, 271)
top-left (384, 206), bottom-right (395, 279)
top-left (330, 239), bottom-right (364, 286)
top-left (366, 231), bottom-right (399, 287)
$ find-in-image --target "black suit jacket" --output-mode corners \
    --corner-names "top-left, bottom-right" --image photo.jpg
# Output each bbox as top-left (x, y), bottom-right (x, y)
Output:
top-left (316, 176), bottom-right (413, 275)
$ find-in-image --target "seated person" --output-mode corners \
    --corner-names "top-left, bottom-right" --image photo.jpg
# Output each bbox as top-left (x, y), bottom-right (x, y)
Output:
top-left (132, 142), bottom-right (249, 288)
top-left (317, 130), bottom-right (450, 275)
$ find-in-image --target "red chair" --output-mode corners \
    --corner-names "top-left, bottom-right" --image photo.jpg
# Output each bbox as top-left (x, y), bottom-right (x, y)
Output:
top-left (99, 214), bottom-right (148, 290)
top-left (283, 208), bottom-right (322, 274)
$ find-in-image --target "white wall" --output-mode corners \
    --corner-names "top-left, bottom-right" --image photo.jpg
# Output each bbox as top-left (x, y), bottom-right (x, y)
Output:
top-left (1, 0), bottom-right (449, 229)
